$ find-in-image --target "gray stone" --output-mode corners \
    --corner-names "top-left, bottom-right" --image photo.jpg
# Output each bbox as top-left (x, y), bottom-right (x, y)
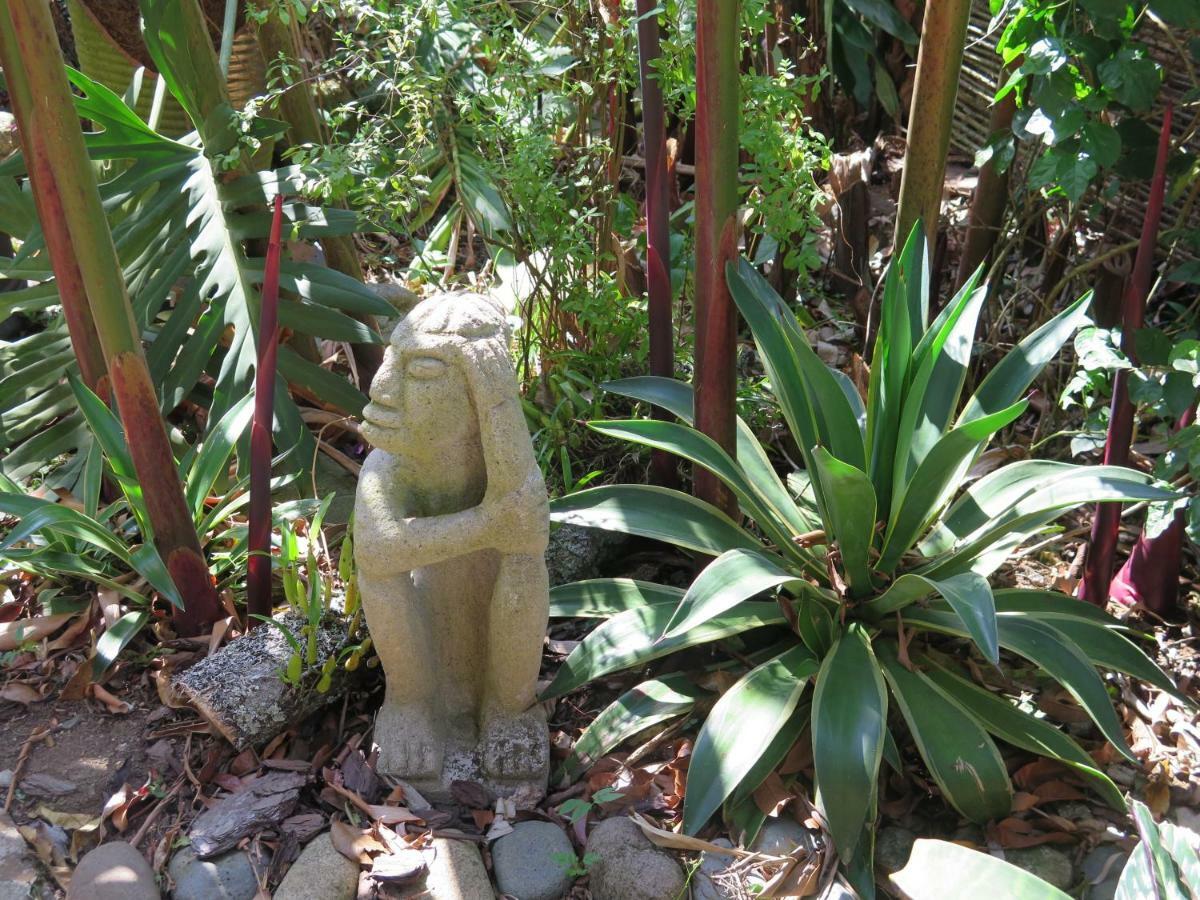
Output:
top-left (544, 524), bottom-right (625, 587)
top-left (875, 826), bottom-right (916, 873)
top-left (68, 842), bottom-right (159, 900)
top-left (491, 821), bottom-right (574, 900)
top-left (0, 813), bottom-right (37, 900)
top-left (167, 845), bottom-right (265, 900)
top-left (21, 774), bottom-right (78, 798)
top-left (274, 832), bottom-right (358, 900)
top-left (750, 817), bottom-right (816, 857)
top-left (399, 837), bottom-right (492, 899)
top-left (1082, 844), bottom-right (1128, 900)
top-left (584, 817), bottom-right (685, 900)
top-left (692, 837), bottom-right (738, 900)
top-left (0, 113), bottom-right (16, 160)
top-left (1005, 845), bottom-right (1074, 891)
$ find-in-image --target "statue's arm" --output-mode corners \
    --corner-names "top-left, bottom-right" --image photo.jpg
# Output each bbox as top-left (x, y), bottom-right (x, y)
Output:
top-left (355, 454), bottom-right (493, 574)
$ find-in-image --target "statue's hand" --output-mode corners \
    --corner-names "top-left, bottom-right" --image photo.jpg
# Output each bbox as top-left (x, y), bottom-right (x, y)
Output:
top-left (484, 473), bottom-right (549, 555)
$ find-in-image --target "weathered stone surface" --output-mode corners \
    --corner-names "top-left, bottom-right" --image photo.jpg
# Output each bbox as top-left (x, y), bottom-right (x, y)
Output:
top-left (398, 838), bottom-right (492, 899)
top-left (584, 817), bottom-right (685, 900)
top-left (0, 813), bottom-right (38, 900)
top-left (68, 842), bottom-right (159, 900)
top-left (544, 524), bottom-right (625, 587)
top-left (21, 774), bottom-right (77, 798)
top-left (750, 817), bottom-right (817, 857)
top-left (167, 846), bottom-right (264, 900)
top-left (274, 832), bottom-right (358, 900)
top-left (875, 826), bottom-right (917, 873)
top-left (1082, 844), bottom-right (1128, 900)
top-left (692, 837), bottom-right (738, 900)
top-left (491, 821), bottom-right (574, 900)
top-left (357, 293), bottom-right (550, 805)
top-left (1005, 845), bottom-right (1074, 891)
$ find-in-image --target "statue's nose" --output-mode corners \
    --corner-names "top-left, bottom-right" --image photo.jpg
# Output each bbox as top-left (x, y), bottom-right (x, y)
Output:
top-left (370, 355), bottom-right (400, 406)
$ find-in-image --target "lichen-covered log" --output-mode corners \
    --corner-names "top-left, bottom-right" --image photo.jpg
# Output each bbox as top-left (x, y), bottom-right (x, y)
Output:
top-left (173, 613), bottom-right (361, 749)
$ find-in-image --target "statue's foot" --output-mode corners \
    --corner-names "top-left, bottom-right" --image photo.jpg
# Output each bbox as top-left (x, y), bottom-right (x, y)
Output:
top-left (375, 703), bottom-right (444, 781)
top-left (480, 704), bottom-right (549, 783)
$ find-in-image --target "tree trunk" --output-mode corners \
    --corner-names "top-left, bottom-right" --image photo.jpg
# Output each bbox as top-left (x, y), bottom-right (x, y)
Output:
top-left (894, 0), bottom-right (972, 250)
top-left (693, 0), bottom-right (740, 518)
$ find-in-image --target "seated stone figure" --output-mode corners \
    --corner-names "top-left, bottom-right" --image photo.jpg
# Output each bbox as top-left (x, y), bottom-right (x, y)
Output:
top-left (355, 292), bottom-right (550, 803)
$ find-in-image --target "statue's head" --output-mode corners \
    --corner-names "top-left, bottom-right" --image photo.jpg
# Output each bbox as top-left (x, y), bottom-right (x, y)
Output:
top-left (361, 293), bottom-right (516, 467)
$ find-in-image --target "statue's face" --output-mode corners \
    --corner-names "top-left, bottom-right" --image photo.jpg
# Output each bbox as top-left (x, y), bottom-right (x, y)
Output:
top-left (361, 338), bottom-right (480, 461)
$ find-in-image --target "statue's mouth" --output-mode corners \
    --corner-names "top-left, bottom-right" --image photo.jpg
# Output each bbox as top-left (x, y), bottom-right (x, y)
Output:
top-left (362, 402), bottom-right (404, 432)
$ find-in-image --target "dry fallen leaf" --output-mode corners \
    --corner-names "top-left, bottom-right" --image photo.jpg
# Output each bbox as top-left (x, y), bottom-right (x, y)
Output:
top-left (0, 614), bottom-right (73, 651)
top-left (89, 684), bottom-right (132, 714)
top-left (0, 683), bottom-right (44, 705)
top-left (330, 817), bottom-right (385, 864)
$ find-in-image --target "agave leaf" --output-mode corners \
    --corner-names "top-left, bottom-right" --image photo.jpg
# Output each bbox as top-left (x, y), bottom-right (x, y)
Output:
top-left (603, 376), bottom-right (818, 535)
top-left (684, 646), bottom-right (818, 834)
top-left (811, 624), bottom-right (887, 860)
top-left (880, 397), bottom-right (1030, 570)
top-left (905, 608), bottom-right (1136, 762)
top-left (549, 484), bottom-right (760, 557)
top-left (893, 270), bottom-right (987, 488)
top-left (920, 467), bottom-right (1176, 578)
top-left (868, 572), bottom-right (998, 664)
top-left (892, 839), bottom-right (1072, 899)
top-left (727, 258), bottom-right (865, 471)
top-left (662, 548), bottom-right (800, 641)
top-left (920, 655), bottom-right (1124, 808)
top-left (994, 592), bottom-right (1187, 703)
top-left (540, 602), bottom-right (786, 700)
top-left (92, 610), bottom-right (149, 679)
top-left (549, 579), bottom-right (684, 618)
top-left (959, 292), bottom-right (1092, 424)
top-left (185, 394), bottom-right (256, 519)
top-left (810, 447), bottom-right (877, 594)
top-left (587, 419), bottom-right (802, 557)
top-left (556, 675), bottom-right (702, 786)
top-left (876, 644), bottom-right (1012, 822)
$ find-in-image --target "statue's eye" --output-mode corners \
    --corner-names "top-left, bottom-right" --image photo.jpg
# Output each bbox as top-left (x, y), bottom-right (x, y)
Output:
top-left (406, 356), bottom-right (448, 380)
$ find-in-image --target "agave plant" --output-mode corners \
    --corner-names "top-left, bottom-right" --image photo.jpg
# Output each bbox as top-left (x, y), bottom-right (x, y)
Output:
top-left (543, 227), bottom-right (1183, 894)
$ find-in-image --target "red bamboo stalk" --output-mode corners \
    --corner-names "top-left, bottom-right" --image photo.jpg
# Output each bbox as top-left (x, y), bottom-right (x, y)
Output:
top-left (2, 0), bottom-right (221, 636)
top-left (1076, 104), bottom-right (1174, 606)
top-left (1110, 403), bottom-right (1196, 615)
top-left (0, 11), bottom-right (107, 396)
top-left (636, 0), bottom-right (677, 486)
top-left (694, 0), bottom-right (740, 517)
top-left (246, 196), bottom-right (285, 626)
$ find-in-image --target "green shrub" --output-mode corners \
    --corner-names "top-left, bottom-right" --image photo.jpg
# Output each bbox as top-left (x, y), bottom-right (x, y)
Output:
top-left (543, 225), bottom-right (1182, 896)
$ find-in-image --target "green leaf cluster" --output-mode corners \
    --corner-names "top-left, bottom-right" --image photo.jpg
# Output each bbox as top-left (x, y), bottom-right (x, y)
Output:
top-left (544, 224), bottom-right (1182, 895)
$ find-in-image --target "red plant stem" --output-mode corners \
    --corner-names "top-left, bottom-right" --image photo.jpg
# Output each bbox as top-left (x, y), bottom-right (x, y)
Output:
top-left (0, 11), bottom-right (107, 396)
top-left (636, 0), bottom-right (677, 486)
top-left (694, 0), bottom-right (740, 517)
top-left (2, 0), bottom-right (220, 636)
top-left (1077, 104), bottom-right (1174, 606)
top-left (1110, 402), bottom-right (1196, 615)
top-left (246, 196), bottom-right (284, 625)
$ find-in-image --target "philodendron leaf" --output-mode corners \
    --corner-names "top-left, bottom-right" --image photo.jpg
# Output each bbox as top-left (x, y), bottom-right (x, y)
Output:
top-left (683, 645), bottom-right (818, 834)
top-left (557, 675), bottom-right (702, 786)
top-left (662, 548), bottom-right (799, 641)
top-left (811, 624), bottom-right (887, 860)
top-left (540, 602), bottom-right (786, 700)
top-left (892, 839), bottom-right (1072, 899)
top-left (550, 485), bottom-right (760, 557)
top-left (876, 644), bottom-right (1012, 822)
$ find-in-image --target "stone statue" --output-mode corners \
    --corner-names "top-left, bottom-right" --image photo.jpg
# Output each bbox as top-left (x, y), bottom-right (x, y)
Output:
top-left (355, 292), bottom-right (550, 804)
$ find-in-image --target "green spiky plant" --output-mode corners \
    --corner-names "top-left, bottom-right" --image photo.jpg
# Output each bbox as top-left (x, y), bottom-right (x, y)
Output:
top-left (543, 225), bottom-right (1183, 895)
